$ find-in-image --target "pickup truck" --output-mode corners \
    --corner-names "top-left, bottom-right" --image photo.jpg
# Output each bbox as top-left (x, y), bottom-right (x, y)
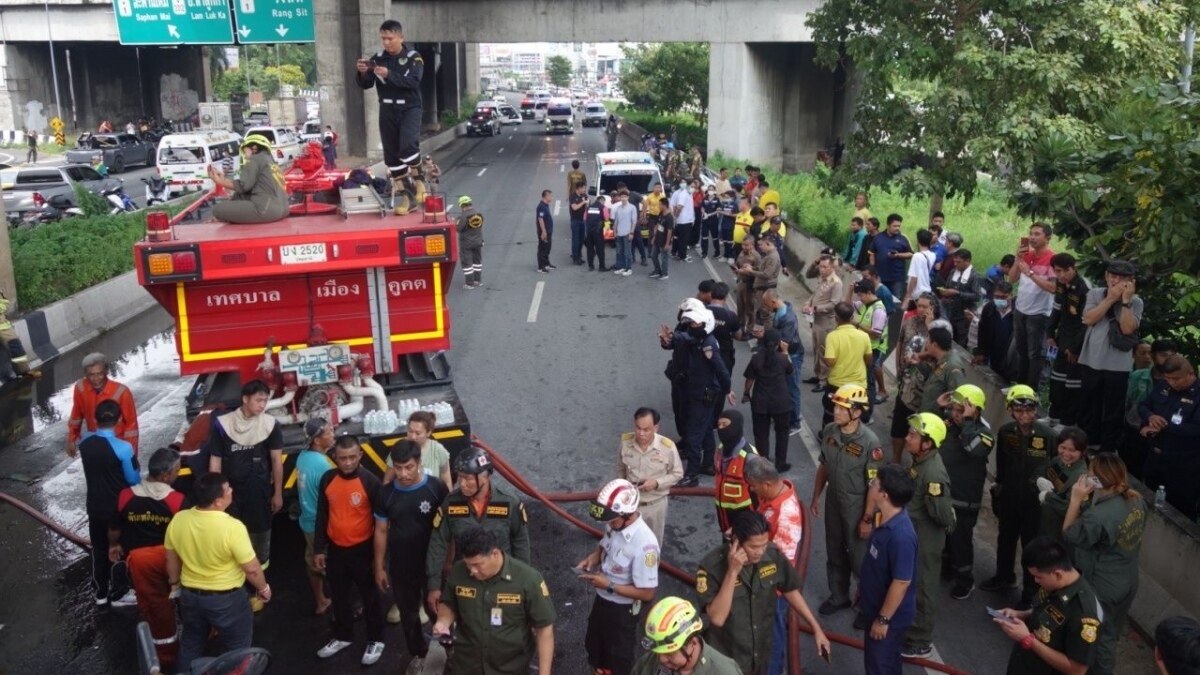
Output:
top-left (66, 133), bottom-right (156, 174)
top-left (1, 164), bottom-right (118, 220)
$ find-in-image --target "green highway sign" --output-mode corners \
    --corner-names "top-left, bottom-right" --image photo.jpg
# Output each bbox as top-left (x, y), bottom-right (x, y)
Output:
top-left (111, 0), bottom-right (235, 46)
top-left (233, 0), bottom-right (315, 44)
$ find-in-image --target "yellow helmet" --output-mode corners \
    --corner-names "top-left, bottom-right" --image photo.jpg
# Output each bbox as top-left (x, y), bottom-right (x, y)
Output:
top-left (240, 133), bottom-right (272, 151)
top-left (907, 412), bottom-right (947, 448)
top-left (1006, 384), bottom-right (1038, 408)
top-left (458, 195), bottom-right (473, 207)
top-left (951, 384), bottom-right (987, 409)
top-left (830, 383), bottom-right (870, 410)
top-left (642, 597), bottom-right (704, 654)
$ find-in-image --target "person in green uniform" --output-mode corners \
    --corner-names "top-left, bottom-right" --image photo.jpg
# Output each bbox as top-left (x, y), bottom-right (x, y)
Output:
top-left (207, 134), bottom-right (290, 224)
top-left (917, 326), bottom-right (967, 414)
top-left (1063, 453), bottom-right (1146, 675)
top-left (633, 596), bottom-right (744, 675)
top-left (982, 384), bottom-right (1057, 606)
top-left (809, 384), bottom-right (885, 621)
top-left (432, 527), bottom-right (556, 675)
top-left (936, 384), bottom-right (995, 600)
top-left (1035, 426), bottom-right (1089, 538)
top-left (994, 536), bottom-right (1102, 675)
top-left (899, 412), bottom-right (955, 660)
top-left (425, 447), bottom-right (531, 614)
top-left (696, 511), bottom-right (831, 675)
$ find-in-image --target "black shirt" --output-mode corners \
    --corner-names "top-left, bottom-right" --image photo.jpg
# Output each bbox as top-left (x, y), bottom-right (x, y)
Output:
top-left (569, 193), bottom-right (588, 222)
top-left (114, 486), bottom-right (186, 551)
top-left (654, 213), bottom-right (674, 247)
top-left (355, 48), bottom-right (424, 105)
top-left (80, 433), bottom-right (139, 517)
top-left (708, 303), bottom-right (739, 367)
top-left (743, 348), bottom-right (794, 415)
top-left (536, 201), bottom-right (553, 234)
top-left (375, 475), bottom-right (449, 576)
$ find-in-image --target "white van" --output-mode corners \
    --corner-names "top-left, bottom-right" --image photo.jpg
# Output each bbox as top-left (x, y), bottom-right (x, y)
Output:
top-left (243, 125), bottom-right (302, 165)
top-left (589, 151), bottom-right (664, 205)
top-left (156, 130), bottom-right (242, 197)
top-left (544, 98), bottom-right (575, 135)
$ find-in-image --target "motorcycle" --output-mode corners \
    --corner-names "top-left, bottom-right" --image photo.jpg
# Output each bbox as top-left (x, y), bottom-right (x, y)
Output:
top-left (19, 194), bottom-right (84, 226)
top-left (103, 180), bottom-right (138, 215)
top-left (142, 176), bottom-right (168, 206)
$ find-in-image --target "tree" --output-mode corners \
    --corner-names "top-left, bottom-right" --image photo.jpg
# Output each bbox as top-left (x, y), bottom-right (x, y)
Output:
top-left (1015, 81), bottom-right (1200, 357)
top-left (617, 43), bottom-right (709, 118)
top-left (546, 55), bottom-right (572, 88)
top-left (211, 45), bottom-right (316, 101)
top-left (808, 0), bottom-right (1192, 204)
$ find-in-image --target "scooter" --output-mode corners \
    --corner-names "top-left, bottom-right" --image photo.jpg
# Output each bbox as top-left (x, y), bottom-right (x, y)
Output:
top-left (20, 194), bottom-right (84, 226)
top-left (142, 176), bottom-right (168, 206)
top-left (103, 181), bottom-right (138, 215)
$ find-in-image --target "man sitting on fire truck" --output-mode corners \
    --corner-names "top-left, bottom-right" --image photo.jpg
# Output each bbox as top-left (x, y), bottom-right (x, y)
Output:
top-left (207, 134), bottom-right (290, 225)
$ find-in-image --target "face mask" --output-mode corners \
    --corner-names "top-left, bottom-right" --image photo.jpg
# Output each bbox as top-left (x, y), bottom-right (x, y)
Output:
top-left (688, 325), bottom-right (707, 340)
top-left (994, 299), bottom-right (1009, 310)
top-left (775, 304), bottom-right (787, 319)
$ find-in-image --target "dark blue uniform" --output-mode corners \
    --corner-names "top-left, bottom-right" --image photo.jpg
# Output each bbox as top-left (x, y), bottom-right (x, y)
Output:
top-left (357, 47), bottom-right (424, 181)
top-left (860, 509), bottom-right (918, 674)
top-left (1139, 378), bottom-right (1200, 519)
top-left (674, 330), bottom-right (731, 474)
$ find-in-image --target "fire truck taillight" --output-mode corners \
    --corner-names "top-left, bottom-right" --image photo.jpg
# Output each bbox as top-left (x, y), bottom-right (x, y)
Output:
top-left (140, 244), bottom-right (202, 284)
top-left (400, 229), bottom-right (451, 263)
top-left (425, 234), bottom-right (446, 256)
top-left (404, 236), bottom-right (426, 258)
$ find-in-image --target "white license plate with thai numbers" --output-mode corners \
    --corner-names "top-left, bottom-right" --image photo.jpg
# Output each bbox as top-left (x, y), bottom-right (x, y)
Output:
top-left (280, 242), bottom-right (326, 265)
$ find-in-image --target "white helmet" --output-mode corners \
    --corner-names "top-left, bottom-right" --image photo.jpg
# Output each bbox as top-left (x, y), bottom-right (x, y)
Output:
top-left (590, 478), bottom-right (641, 521)
top-left (681, 306), bottom-right (716, 335)
top-left (678, 297), bottom-right (706, 314)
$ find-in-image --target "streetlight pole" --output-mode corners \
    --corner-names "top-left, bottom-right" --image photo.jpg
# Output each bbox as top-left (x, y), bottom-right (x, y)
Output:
top-left (43, 0), bottom-right (63, 120)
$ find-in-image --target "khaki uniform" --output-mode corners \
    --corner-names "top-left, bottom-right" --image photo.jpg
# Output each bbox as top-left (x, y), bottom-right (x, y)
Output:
top-left (616, 432), bottom-right (684, 546)
top-left (808, 274), bottom-right (844, 383)
top-left (735, 248), bottom-right (763, 330)
top-left (697, 544), bottom-right (801, 675)
top-left (1005, 576), bottom-right (1102, 675)
top-left (918, 351), bottom-right (968, 414)
top-left (1064, 493), bottom-right (1145, 675)
top-left (750, 249), bottom-right (781, 327)
top-left (817, 421), bottom-right (884, 605)
top-left (212, 150), bottom-right (289, 224)
top-left (630, 639), bottom-right (744, 674)
top-left (442, 553), bottom-right (556, 675)
top-left (426, 484), bottom-right (531, 593)
top-left (904, 450), bottom-right (955, 650)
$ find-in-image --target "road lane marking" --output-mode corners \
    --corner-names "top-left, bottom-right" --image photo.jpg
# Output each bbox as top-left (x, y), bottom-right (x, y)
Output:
top-left (527, 281), bottom-right (545, 322)
top-left (553, 199), bottom-right (561, 216)
top-left (498, 147), bottom-right (504, 154)
top-left (477, 167), bottom-right (487, 177)
top-left (703, 256), bottom-right (737, 313)
top-left (560, 164), bottom-right (565, 172)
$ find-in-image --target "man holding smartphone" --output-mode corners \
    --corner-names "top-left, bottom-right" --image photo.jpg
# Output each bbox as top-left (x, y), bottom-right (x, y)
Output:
top-left (356, 20), bottom-right (424, 208)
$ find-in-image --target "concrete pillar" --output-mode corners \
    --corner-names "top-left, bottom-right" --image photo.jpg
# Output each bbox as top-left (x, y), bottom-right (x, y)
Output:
top-left (707, 42), bottom-right (854, 173)
top-left (438, 41), bottom-right (459, 122)
top-left (359, 0), bottom-right (387, 160)
top-left (314, 0), bottom-right (362, 158)
top-left (464, 43), bottom-right (481, 98)
top-left (418, 43), bottom-right (439, 129)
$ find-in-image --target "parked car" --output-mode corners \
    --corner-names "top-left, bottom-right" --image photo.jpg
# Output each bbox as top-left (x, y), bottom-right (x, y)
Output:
top-left (245, 110), bottom-right (271, 126)
top-left (1, 164), bottom-right (118, 221)
top-left (466, 109), bottom-right (502, 137)
top-left (582, 103), bottom-right (608, 127)
top-left (65, 133), bottom-right (156, 174)
top-left (243, 125), bottom-right (302, 165)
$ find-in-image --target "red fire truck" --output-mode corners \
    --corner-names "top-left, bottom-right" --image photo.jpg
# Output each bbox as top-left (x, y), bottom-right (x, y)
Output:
top-left (134, 190), bottom-right (470, 489)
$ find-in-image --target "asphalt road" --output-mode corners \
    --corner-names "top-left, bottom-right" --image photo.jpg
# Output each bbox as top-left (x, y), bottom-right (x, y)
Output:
top-left (0, 97), bottom-right (1159, 674)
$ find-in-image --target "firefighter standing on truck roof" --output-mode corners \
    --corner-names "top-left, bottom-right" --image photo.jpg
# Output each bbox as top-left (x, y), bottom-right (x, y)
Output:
top-left (424, 447), bottom-right (531, 614)
top-left (356, 19), bottom-right (424, 209)
top-left (456, 195), bottom-right (484, 290)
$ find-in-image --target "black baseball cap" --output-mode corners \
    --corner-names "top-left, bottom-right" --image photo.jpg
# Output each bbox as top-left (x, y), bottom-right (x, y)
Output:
top-left (1107, 260), bottom-right (1136, 277)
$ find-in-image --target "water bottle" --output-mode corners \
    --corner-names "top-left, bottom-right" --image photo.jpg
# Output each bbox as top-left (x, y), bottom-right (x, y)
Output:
top-left (363, 411), bottom-right (373, 435)
top-left (1046, 344), bottom-right (1058, 361)
top-left (1155, 485), bottom-right (1167, 510)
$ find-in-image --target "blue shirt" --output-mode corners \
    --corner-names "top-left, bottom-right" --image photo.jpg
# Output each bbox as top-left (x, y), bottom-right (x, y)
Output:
top-left (931, 242), bottom-right (947, 266)
top-left (843, 229), bottom-right (867, 267)
top-left (536, 201), bottom-right (553, 234)
top-left (859, 509), bottom-right (918, 623)
top-left (869, 231), bottom-right (912, 284)
top-left (874, 283), bottom-right (896, 314)
top-left (296, 448), bottom-right (333, 534)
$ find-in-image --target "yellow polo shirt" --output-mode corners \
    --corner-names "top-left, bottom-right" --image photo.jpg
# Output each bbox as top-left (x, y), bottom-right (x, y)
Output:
top-left (824, 323), bottom-right (872, 387)
top-left (164, 507), bottom-right (257, 590)
top-left (646, 192), bottom-right (667, 216)
top-left (759, 188), bottom-right (781, 209)
top-left (733, 211), bottom-right (755, 243)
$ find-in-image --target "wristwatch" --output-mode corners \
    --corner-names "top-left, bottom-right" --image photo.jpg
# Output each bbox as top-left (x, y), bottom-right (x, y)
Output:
top-left (606, 582), bottom-right (616, 594)
top-left (875, 615), bottom-right (891, 625)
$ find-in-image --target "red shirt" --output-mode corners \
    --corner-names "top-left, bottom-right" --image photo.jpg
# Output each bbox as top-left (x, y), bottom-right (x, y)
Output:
top-left (756, 480), bottom-right (804, 564)
top-left (69, 378), bottom-right (140, 455)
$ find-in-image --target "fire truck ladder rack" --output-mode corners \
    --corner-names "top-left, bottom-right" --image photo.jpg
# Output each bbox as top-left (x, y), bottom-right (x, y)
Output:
top-left (338, 185), bottom-right (388, 219)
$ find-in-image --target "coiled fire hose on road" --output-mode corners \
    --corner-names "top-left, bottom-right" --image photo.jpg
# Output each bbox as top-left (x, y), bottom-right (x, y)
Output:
top-left (474, 436), bottom-right (972, 675)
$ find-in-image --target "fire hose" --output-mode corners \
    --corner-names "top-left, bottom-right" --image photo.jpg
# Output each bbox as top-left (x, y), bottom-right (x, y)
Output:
top-left (0, 490), bottom-right (92, 552)
top-left (473, 435), bottom-right (972, 675)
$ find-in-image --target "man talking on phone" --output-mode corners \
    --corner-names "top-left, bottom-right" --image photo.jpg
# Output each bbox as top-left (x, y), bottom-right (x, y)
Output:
top-left (356, 20), bottom-right (424, 210)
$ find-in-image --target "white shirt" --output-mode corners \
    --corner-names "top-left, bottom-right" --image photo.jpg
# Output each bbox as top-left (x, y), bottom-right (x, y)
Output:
top-left (907, 250), bottom-right (937, 296)
top-left (597, 515), bottom-right (659, 605)
top-left (670, 188), bottom-right (695, 224)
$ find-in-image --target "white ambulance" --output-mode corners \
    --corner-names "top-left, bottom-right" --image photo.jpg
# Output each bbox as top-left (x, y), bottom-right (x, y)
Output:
top-left (156, 130), bottom-right (243, 198)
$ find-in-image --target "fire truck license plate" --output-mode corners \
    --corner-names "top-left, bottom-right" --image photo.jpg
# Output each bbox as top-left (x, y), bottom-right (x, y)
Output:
top-left (280, 243), bottom-right (327, 265)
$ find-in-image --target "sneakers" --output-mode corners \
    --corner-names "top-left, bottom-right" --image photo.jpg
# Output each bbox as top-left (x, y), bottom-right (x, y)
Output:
top-left (677, 473), bottom-right (700, 488)
top-left (950, 583), bottom-right (975, 600)
top-left (95, 593), bottom-right (109, 606)
top-left (362, 641), bottom-right (385, 666)
top-left (317, 639), bottom-right (353, 659)
top-left (538, 267), bottom-right (550, 274)
top-left (613, 268), bottom-right (625, 275)
top-left (649, 272), bottom-right (661, 279)
top-left (110, 589), bottom-right (138, 608)
top-left (818, 598), bottom-right (851, 615)
top-left (788, 425), bottom-right (804, 436)
top-left (658, 275), bottom-right (669, 280)
top-left (386, 603), bottom-right (401, 624)
top-left (979, 576), bottom-right (1019, 592)
top-left (622, 269), bottom-right (633, 276)
top-left (683, 255), bottom-right (693, 263)
top-left (546, 264), bottom-right (558, 270)
top-left (901, 644), bottom-right (933, 659)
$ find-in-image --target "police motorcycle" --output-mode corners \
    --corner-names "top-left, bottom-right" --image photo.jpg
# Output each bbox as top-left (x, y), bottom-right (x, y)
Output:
top-left (142, 175), bottom-right (169, 206)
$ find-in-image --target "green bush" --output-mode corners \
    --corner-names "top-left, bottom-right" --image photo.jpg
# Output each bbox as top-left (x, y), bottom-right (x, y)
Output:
top-left (12, 200), bottom-right (195, 310)
top-left (606, 104), bottom-right (707, 151)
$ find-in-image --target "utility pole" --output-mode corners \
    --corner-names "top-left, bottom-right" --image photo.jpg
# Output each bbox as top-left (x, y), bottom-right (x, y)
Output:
top-left (43, 0), bottom-right (63, 120)
top-left (1183, 24), bottom-right (1195, 94)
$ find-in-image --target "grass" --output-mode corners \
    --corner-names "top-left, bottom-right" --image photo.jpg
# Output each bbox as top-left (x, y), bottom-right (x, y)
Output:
top-left (707, 151), bottom-right (1032, 270)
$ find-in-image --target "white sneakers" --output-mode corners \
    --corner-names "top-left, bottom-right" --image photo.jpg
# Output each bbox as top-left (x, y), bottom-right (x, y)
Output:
top-left (362, 642), bottom-right (385, 666)
top-left (318, 639), bottom-right (384, 665)
top-left (317, 639), bottom-right (352, 659)
top-left (110, 589), bottom-right (138, 608)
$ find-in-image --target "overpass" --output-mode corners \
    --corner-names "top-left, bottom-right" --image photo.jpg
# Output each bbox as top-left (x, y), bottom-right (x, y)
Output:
top-left (1, 0), bottom-right (849, 171)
